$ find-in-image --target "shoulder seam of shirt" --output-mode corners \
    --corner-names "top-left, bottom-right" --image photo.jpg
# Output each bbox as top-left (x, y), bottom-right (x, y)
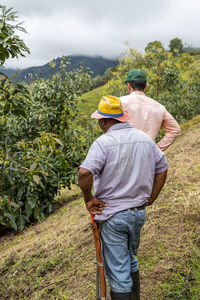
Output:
top-left (123, 94), bottom-right (166, 109)
top-left (102, 139), bottom-right (154, 147)
top-left (95, 139), bottom-right (106, 154)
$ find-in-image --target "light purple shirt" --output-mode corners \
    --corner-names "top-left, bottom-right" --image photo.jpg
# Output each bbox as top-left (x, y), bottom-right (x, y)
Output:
top-left (80, 122), bottom-right (168, 220)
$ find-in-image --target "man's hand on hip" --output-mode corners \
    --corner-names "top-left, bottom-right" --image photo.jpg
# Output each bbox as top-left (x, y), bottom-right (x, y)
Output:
top-left (86, 197), bottom-right (107, 215)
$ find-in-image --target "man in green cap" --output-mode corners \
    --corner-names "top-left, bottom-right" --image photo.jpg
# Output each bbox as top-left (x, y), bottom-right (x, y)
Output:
top-left (120, 69), bottom-right (181, 151)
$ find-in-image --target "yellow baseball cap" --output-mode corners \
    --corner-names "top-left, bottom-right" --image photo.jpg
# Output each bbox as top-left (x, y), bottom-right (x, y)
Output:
top-left (91, 95), bottom-right (130, 122)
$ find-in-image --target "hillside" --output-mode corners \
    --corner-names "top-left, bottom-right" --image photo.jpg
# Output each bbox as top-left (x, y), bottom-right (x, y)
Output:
top-left (79, 85), bottom-right (106, 115)
top-left (0, 55), bottom-right (118, 82)
top-left (0, 118), bottom-right (200, 299)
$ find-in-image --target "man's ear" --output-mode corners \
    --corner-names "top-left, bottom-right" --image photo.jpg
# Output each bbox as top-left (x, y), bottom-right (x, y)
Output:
top-left (144, 83), bottom-right (149, 91)
top-left (102, 118), bottom-right (107, 125)
top-left (98, 118), bottom-right (106, 130)
top-left (127, 82), bottom-right (132, 93)
top-left (99, 118), bottom-right (106, 125)
top-left (99, 118), bottom-right (108, 132)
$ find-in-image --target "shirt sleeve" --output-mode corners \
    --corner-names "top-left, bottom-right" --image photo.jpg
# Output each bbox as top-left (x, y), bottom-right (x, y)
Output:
top-left (157, 110), bottom-right (181, 151)
top-left (79, 140), bottom-right (106, 175)
top-left (153, 144), bottom-right (168, 174)
top-left (119, 95), bottom-right (128, 110)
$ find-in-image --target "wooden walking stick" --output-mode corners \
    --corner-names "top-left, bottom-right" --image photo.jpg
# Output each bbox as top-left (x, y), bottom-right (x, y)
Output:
top-left (90, 214), bottom-right (106, 300)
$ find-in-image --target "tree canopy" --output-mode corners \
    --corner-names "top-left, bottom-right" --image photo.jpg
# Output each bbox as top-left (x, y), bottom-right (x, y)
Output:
top-left (145, 40), bottom-right (164, 53)
top-left (169, 38), bottom-right (183, 55)
top-left (0, 5), bottom-right (30, 66)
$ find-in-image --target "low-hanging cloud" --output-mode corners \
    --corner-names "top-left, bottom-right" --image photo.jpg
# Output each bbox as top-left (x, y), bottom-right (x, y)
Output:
top-left (2, 0), bottom-right (200, 69)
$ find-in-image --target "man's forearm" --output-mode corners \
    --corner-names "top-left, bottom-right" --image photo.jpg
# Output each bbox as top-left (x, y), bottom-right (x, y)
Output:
top-left (157, 112), bottom-right (181, 151)
top-left (149, 170), bottom-right (167, 205)
top-left (157, 132), bottom-right (180, 151)
top-left (78, 168), bottom-right (107, 214)
top-left (78, 168), bottom-right (93, 203)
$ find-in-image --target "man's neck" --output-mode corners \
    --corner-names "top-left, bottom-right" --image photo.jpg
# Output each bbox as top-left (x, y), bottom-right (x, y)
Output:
top-left (131, 89), bottom-right (144, 93)
top-left (104, 120), bottom-right (121, 133)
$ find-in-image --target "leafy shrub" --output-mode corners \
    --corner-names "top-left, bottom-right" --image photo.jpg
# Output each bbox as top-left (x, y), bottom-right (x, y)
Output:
top-left (104, 46), bottom-right (200, 123)
top-left (0, 5), bottom-right (99, 232)
top-left (0, 133), bottom-right (67, 231)
top-left (0, 59), bottom-right (96, 232)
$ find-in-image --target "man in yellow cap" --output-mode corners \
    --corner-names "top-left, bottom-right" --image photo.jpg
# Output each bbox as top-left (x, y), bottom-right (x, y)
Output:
top-left (78, 95), bottom-right (168, 300)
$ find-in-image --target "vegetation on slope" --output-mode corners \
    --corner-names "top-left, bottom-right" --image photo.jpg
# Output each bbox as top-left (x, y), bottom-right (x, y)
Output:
top-left (0, 59), bottom-right (95, 232)
top-left (0, 56), bottom-right (118, 83)
top-left (0, 119), bottom-right (199, 300)
top-left (78, 85), bottom-right (106, 115)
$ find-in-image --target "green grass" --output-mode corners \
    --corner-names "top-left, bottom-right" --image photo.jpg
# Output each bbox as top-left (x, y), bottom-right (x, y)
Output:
top-left (78, 85), bottom-right (106, 115)
top-left (0, 119), bottom-right (200, 299)
top-left (157, 242), bottom-right (200, 299)
top-left (180, 114), bottom-right (200, 131)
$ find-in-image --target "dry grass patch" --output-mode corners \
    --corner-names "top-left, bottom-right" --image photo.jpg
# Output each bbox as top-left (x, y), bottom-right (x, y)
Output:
top-left (139, 122), bottom-right (200, 299)
top-left (0, 195), bottom-right (97, 299)
top-left (0, 121), bottom-right (200, 300)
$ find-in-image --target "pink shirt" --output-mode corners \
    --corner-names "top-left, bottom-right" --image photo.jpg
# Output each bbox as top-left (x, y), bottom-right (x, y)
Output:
top-left (120, 91), bottom-right (181, 151)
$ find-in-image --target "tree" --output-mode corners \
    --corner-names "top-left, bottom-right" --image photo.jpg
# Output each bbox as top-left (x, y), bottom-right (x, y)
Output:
top-left (145, 40), bottom-right (164, 53)
top-left (105, 45), bottom-right (200, 122)
top-left (0, 57), bottom-right (93, 232)
top-left (0, 5), bottom-right (30, 66)
top-left (0, 7), bottom-right (94, 231)
top-left (169, 38), bottom-right (183, 55)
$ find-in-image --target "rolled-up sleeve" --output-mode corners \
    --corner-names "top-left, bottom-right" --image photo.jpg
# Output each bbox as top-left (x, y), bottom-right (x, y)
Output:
top-left (153, 144), bottom-right (168, 174)
top-left (157, 110), bottom-right (181, 151)
top-left (79, 141), bottom-right (106, 175)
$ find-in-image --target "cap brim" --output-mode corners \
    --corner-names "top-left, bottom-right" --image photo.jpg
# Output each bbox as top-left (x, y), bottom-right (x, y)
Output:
top-left (91, 110), bottom-right (130, 122)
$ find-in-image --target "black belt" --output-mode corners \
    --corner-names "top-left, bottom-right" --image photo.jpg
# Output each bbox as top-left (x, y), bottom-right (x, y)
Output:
top-left (130, 203), bottom-right (146, 211)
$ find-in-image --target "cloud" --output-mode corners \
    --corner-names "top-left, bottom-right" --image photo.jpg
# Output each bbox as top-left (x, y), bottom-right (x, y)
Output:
top-left (2, 0), bottom-right (200, 69)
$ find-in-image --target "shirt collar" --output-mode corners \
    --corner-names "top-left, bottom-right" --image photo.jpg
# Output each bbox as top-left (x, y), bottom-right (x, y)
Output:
top-left (107, 122), bottom-right (133, 133)
top-left (131, 91), bottom-right (145, 96)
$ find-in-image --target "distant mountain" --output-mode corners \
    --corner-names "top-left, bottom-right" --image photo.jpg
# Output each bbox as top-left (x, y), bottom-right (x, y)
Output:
top-left (0, 68), bottom-right (19, 77)
top-left (0, 55), bottom-right (118, 82)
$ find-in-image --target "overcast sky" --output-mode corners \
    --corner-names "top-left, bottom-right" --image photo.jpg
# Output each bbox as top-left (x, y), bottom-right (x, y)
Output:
top-left (2, 0), bottom-right (200, 69)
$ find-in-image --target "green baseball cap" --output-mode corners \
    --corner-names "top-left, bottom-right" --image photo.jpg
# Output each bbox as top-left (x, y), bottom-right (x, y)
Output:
top-left (125, 69), bottom-right (146, 83)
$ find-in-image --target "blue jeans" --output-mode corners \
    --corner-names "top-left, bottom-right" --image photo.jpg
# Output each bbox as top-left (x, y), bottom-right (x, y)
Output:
top-left (100, 208), bottom-right (146, 293)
